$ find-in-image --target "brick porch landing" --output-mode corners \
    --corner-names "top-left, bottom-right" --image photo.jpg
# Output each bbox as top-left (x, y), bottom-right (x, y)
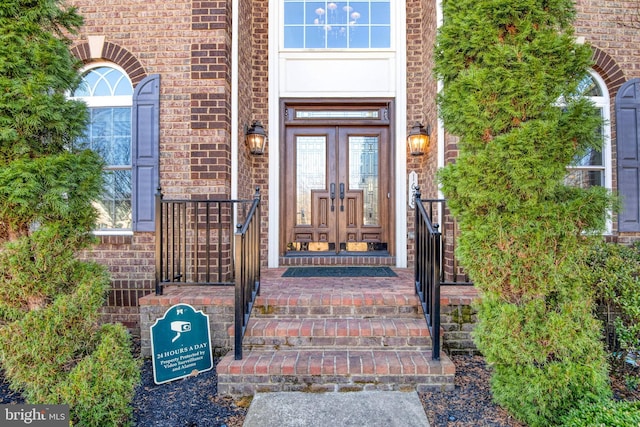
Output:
top-left (216, 268), bottom-right (466, 396)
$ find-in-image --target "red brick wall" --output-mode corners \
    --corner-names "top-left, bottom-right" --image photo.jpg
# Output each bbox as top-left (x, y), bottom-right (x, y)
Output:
top-left (250, 0), bottom-right (270, 265)
top-left (68, 0), bottom-right (235, 331)
top-left (406, 0), bottom-right (439, 266)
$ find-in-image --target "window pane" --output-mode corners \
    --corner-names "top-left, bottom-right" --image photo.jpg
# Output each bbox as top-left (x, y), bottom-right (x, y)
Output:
top-left (284, 2), bottom-right (304, 24)
top-left (296, 136), bottom-right (326, 225)
top-left (75, 67), bottom-right (133, 97)
top-left (94, 170), bottom-right (132, 229)
top-left (577, 75), bottom-right (603, 97)
top-left (87, 107), bottom-right (132, 165)
top-left (305, 26), bottom-right (326, 48)
top-left (284, 0), bottom-right (391, 49)
top-left (574, 148), bottom-right (603, 167)
top-left (371, 2), bottom-right (390, 24)
top-left (371, 26), bottom-right (390, 48)
top-left (349, 136), bottom-right (379, 225)
top-left (350, 26), bottom-right (369, 48)
top-left (565, 169), bottom-right (604, 189)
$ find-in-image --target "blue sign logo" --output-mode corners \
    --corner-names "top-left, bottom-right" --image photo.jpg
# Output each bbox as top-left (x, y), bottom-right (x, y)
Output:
top-left (150, 304), bottom-right (213, 384)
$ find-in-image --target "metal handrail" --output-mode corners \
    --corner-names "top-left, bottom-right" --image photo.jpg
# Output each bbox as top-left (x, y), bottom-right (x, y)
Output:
top-left (414, 189), bottom-right (442, 360)
top-left (234, 188), bottom-right (261, 360)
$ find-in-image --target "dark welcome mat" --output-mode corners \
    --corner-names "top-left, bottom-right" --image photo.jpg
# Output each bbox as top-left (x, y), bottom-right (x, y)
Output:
top-left (282, 266), bottom-right (397, 278)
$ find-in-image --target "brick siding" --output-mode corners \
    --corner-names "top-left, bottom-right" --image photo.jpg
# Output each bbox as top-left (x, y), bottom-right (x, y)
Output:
top-left (63, 0), bottom-right (640, 331)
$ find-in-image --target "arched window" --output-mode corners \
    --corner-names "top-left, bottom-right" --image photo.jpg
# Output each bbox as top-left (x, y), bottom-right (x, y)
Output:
top-left (564, 71), bottom-right (612, 232)
top-left (73, 65), bottom-right (134, 231)
top-left (565, 71), bottom-right (612, 192)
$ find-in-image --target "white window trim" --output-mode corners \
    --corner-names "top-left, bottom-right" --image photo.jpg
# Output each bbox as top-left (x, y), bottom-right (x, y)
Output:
top-left (565, 70), bottom-right (612, 233)
top-left (72, 62), bottom-right (135, 234)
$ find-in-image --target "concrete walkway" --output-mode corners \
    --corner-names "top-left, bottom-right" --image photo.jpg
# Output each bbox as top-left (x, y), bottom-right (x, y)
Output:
top-left (243, 391), bottom-right (430, 427)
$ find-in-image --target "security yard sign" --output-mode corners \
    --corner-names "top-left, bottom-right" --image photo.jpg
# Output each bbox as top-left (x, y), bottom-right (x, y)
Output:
top-left (151, 303), bottom-right (213, 384)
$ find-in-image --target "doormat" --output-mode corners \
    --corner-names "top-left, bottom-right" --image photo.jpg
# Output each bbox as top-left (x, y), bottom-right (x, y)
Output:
top-left (282, 266), bottom-right (397, 278)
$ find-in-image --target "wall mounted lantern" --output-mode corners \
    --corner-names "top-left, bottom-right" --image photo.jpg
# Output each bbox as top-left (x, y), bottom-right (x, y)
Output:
top-left (407, 122), bottom-right (431, 156)
top-left (245, 120), bottom-right (267, 155)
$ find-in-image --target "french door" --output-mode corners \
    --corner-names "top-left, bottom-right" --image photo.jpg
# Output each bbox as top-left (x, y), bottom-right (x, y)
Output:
top-left (283, 124), bottom-right (391, 254)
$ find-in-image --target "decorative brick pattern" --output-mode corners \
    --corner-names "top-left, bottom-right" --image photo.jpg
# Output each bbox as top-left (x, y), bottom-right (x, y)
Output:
top-left (71, 42), bottom-right (146, 86)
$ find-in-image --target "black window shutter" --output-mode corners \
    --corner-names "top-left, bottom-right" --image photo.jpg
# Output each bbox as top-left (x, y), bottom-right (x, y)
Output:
top-left (616, 78), bottom-right (640, 232)
top-left (132, 74), bottom-right (160, 232)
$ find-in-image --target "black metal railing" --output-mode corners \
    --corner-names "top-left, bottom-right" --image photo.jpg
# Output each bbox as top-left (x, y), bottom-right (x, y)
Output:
top-left (154, 188), bottom-right (262, 360)
top-left (233, 190), bottom-right (261, 360)
top-left (414, 190), bottom-right (473, 361)
top-left (418, 198), bottom-right (473, 287)
top-left (155, 189), bottom-right (260, 292)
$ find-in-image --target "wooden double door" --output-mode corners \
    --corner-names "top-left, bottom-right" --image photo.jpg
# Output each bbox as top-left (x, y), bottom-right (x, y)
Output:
top-left (283, 124), bottom-right (391, 254)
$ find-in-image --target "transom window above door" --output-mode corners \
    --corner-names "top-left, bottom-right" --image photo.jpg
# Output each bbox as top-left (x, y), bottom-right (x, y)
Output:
top-left (283, 0), bottom-right (391, 49)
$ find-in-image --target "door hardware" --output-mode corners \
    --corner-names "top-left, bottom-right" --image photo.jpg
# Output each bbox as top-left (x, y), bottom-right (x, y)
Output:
top-left (330, 183), bottom-right (336, 211)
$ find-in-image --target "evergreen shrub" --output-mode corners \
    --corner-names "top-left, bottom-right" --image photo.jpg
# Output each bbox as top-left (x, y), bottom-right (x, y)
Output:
top-left (585, 242), bottom-right (640, 369)
top-left (58, 324), bottom-right (140, 427)
top-left (560, 399), bottom-right (640, 427)
top-left (0, 0), bottom-right (140, 425)
top-left (434, 0), bottom-right (615, 425)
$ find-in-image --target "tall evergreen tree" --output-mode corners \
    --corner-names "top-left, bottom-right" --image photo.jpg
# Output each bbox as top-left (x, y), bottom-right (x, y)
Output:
top-left (435, 0), bottom-right (614, 425)
top-left (0, 1), bottom-right (139, 425)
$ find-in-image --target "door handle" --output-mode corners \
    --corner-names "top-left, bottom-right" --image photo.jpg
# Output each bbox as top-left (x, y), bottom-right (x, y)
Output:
top-left (330, 183), bottom-right (336, 211)
top-left (339, 183), bottom-right (345, 211)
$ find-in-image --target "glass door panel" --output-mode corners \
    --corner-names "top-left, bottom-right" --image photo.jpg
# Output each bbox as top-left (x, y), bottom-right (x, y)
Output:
top-left (348, 135), bottom-right (379, 226)
top-left (296, 136), bottom-right (326, 225)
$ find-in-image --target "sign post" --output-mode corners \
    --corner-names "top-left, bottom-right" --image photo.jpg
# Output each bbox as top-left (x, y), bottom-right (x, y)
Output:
top-left (150, 303), bottom-right (213, 384)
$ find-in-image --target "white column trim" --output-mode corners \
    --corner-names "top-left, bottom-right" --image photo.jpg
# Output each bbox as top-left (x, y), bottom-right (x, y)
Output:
top-left (267, 0), bottom-right (280, 267)
top-left (395, 1), bottom-right (408, 268)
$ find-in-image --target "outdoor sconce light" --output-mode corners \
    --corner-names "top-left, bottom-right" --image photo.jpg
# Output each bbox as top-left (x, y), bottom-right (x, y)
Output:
top-left (407, 122), bottom-right (431, 156)
top-left (245, 120), bottom-right (267, 155)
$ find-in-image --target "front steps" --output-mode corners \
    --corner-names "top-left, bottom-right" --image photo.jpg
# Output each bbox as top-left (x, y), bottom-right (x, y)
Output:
top-left (216, 269), bottom-right (455, 395)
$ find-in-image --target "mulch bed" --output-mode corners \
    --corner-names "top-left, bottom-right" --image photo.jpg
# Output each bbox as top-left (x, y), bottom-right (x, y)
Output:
top-left (1, 353), bottom-right (638, 426)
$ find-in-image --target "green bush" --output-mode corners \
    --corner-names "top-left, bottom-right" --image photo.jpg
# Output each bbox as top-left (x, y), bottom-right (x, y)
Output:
top-left (59, 324), bottom-right (140, 427)
top-left (586, 241), bottom-right (640, 368)
top-left (0, 259), bottom-right (109, 401)
top-left (434, 0), bottom-right (615, 425)
top-left (0, 257), bottom-right (140, 425)
top-left (0, 1), bottom-right (140, 425)
top-left (560, 399), bottom-right (640, 427)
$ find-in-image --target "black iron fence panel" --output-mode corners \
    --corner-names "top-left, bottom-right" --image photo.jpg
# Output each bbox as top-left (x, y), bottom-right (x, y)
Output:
top-left (154, 188), bottom-right (262, 360)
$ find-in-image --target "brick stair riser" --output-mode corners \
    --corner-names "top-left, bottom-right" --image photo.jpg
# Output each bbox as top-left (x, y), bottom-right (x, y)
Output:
top-left (218, 376), bottom-right (454, 395)
top-left (242, 336), bottom-right (433, 351)
top-left (216, 349), bottom-right (455, 395)
top-left (253, 304), bottom-right (421, 318)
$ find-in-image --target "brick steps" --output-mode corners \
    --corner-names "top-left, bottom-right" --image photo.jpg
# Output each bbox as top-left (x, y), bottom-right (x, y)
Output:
top-left (217, 269), bottom-right (455, 395)
top-left (240, 318), bottom-right (433, 350)
top-left (216, 348), bottom-right (454, 395)
top-left (252, 292), bottom-right (421, 318)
